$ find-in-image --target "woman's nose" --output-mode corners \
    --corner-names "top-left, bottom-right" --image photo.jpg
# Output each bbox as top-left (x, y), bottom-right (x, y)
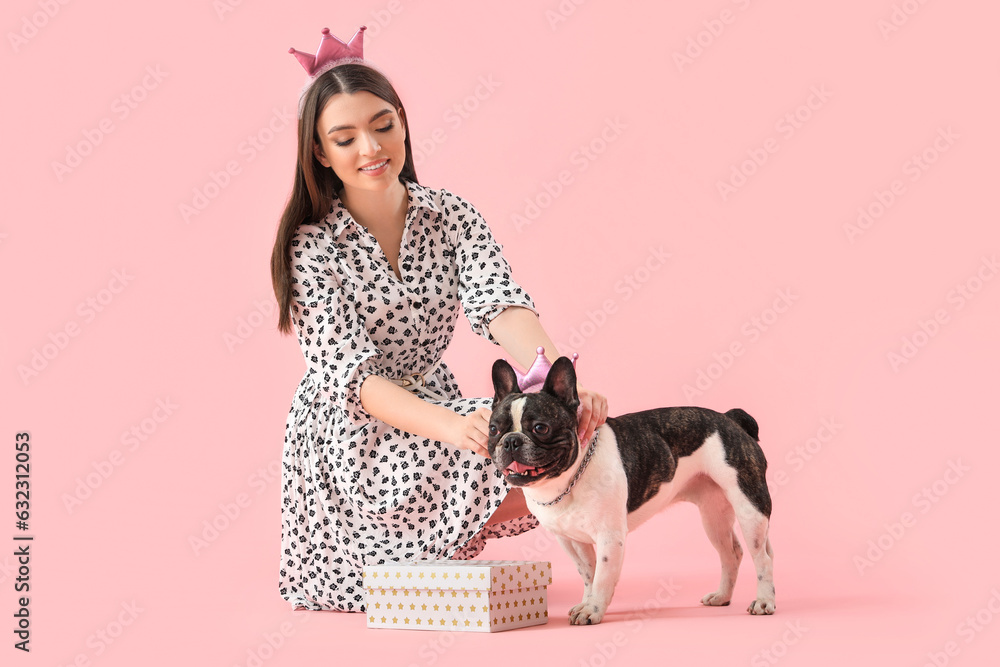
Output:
top-left (358, 131), bottom-right (381, 156)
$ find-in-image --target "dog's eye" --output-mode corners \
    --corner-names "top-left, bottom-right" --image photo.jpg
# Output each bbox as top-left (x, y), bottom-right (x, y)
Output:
top-left (532, 423), bottom-right (549, 435)
top-left (489, 425), bottom-right (498, 436)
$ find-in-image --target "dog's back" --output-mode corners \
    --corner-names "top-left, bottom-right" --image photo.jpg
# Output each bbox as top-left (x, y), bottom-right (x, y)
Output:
top-left (606, 406), bottom-right (770, 518)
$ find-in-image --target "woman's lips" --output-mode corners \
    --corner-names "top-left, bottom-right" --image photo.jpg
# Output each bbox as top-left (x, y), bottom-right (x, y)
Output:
top-left (359, 159), bottom-right (389, 174)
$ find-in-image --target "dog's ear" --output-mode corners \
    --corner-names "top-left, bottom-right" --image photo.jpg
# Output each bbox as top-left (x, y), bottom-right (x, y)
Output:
top-left (542, 356), bottom-right (579, 410)
top-left (492, 359), bottom-right (521, 406)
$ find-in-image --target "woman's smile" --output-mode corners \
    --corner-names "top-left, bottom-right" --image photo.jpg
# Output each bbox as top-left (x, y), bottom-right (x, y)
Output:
top-left (358, 159), bottom-right (389, 174)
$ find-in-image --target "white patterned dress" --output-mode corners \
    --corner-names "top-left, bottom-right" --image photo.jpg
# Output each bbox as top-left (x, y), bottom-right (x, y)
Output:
top-left (279, 179), bottom-right (540, 611)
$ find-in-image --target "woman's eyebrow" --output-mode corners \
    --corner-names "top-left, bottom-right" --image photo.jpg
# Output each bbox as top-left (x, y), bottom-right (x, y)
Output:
top-left (327, 108), bottom-right (394, 135)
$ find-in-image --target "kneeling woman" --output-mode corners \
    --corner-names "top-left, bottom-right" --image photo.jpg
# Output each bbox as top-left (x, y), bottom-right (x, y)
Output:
top-left (270, 28), bottom-right (607, 611)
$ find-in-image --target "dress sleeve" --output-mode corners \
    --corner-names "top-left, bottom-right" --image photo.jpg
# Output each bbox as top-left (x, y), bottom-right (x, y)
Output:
top-left (289, 223), bottom-right (384, 425)
top-left (450, 195), bottom-right (539, 345)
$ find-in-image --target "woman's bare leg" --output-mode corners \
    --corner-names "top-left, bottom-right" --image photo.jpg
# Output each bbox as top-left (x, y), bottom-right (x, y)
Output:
top-left (485, 487), bottom-right (532, 526)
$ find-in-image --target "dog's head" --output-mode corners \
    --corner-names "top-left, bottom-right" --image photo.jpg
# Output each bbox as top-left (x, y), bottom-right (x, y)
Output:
top-left (488, 356), bottom-right (581, 487)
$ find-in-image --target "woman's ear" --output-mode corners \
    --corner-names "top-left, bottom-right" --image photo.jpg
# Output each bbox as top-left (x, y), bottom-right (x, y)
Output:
top-left (313, 142), bottom-right (331, 168)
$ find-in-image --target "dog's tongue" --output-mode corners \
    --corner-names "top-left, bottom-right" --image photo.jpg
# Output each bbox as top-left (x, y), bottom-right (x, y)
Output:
top-left (507, 460), bottom-right (532, 474)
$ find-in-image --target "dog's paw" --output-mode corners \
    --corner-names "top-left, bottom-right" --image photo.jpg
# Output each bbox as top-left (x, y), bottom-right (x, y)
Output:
top-left (747, 598), bottom-right (776, 615)
top-left (700, 591), bottom-right (732, 606)
top-left (568, 601), bottom-right (605, 625)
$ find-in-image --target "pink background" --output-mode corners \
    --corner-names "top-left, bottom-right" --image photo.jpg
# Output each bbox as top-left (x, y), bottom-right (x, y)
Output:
top-left (3, 0), bottom-right (999, 664)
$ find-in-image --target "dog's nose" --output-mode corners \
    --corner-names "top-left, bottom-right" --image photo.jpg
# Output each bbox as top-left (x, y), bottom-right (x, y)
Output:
top-left (501, 434), bottom-right (523, 452)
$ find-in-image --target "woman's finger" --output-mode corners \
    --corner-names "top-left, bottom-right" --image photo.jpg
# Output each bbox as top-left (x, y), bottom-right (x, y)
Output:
top-left (577, 394), bottom-right (593, 442)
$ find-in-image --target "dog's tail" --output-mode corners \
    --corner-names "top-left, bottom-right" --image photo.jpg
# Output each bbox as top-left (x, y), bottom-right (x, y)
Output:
top-left (725, 408), bottom-right (759, 442)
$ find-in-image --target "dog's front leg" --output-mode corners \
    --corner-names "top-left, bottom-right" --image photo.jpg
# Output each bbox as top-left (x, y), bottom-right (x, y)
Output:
top-left (556, 535), bottom-right (596, 599)
top-left (568, 531), bottom-right (626, 625)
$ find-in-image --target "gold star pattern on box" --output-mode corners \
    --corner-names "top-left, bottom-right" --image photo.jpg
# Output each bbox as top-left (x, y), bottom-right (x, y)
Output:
top-left (362, 560), bottom-right (552, 632)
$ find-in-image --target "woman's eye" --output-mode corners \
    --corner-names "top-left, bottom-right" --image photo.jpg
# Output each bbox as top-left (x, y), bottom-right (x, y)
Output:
top-left (334, 122), bottom-right (391, 147)
top-left (532, 424), bottom-right (549, 435)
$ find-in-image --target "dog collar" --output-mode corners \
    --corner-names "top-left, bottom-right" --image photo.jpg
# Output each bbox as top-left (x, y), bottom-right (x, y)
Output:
top-left (531, 431), bottom-right (599, 507)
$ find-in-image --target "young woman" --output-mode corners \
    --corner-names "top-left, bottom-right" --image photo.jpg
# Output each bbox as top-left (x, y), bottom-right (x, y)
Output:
top-left (270, 59), bottom-right (607, 611)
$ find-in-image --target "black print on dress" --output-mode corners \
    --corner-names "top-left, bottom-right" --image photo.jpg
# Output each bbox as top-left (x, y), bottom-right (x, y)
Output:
top-left (279, 180), bottom-right (541, 611)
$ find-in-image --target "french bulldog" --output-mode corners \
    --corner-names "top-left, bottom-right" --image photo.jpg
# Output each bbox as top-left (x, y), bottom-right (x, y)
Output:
top-left (488, 356), bottom-right (775, 625)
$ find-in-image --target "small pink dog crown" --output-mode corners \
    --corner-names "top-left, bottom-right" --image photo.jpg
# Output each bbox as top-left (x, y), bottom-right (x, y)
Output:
top-left (288, 26), bottom-right (367, 78)
top-left (514, 347), bottom-right (579, 393)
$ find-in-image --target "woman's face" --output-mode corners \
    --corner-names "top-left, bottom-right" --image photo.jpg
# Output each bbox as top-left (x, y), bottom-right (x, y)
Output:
top-left (313, 90), bottom-right (407, 195)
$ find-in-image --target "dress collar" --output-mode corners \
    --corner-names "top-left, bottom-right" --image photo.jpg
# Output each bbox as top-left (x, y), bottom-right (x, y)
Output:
top-left (330, 179), bottom-right (440, 231)
top-left (403, 179), bottom-right (442, 215)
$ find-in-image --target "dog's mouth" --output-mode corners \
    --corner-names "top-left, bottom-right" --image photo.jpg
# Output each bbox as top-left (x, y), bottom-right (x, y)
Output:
top-left (503, 460), bottom-right (548, 479)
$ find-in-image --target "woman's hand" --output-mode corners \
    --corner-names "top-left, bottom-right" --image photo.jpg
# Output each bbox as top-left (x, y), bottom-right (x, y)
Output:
top-left (449, 407), bottom-right (493, 458)
top-left (576, 387), bottom-right (608, 447)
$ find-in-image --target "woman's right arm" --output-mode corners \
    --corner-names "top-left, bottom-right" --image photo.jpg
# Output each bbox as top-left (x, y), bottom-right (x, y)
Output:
top-left (359, 375), bottom-right (492, 457)
top-left (290, 222), bottom-right (489, 456)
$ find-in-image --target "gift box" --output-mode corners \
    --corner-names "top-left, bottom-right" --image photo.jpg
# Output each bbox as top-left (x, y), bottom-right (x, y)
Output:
top-left (362, 560), bottom-right (552, 632)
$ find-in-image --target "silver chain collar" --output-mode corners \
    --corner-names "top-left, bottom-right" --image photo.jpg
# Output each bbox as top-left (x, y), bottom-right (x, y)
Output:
top-left (531, 430), bottom-right (599, 507)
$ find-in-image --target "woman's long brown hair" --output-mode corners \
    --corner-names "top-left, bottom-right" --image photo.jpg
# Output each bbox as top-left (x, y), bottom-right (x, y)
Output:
top-left (270, 63), bottom-right (419, 335)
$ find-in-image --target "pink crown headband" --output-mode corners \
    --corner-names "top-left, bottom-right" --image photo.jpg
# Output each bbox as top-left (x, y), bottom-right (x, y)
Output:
top-left (289, 26), bottom-right (366, 77)
top-left (288, 26), bottom-right (388, 117)
top-left (513, 347), bottom-right (579, 394)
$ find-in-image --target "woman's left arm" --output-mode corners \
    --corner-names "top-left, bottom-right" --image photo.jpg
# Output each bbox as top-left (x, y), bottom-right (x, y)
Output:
top-left (488, 306), bottom-right (608, 445)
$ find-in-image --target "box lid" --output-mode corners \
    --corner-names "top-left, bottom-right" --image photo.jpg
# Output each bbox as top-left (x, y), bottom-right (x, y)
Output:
top-left (363, 560), bottom-right (551, 592)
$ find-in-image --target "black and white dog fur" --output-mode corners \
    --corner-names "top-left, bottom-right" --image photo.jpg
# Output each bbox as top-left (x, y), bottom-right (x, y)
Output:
top-left (488, 356), bottom-right (775, 625)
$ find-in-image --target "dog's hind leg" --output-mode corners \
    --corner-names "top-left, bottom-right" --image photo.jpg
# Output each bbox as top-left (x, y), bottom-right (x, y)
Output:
top-left (692, 480), bottom-right (742, 606)
top-left (701, 432), bottom-right (776, 615)
top-left (731, 499), bottom-right (775, 614)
